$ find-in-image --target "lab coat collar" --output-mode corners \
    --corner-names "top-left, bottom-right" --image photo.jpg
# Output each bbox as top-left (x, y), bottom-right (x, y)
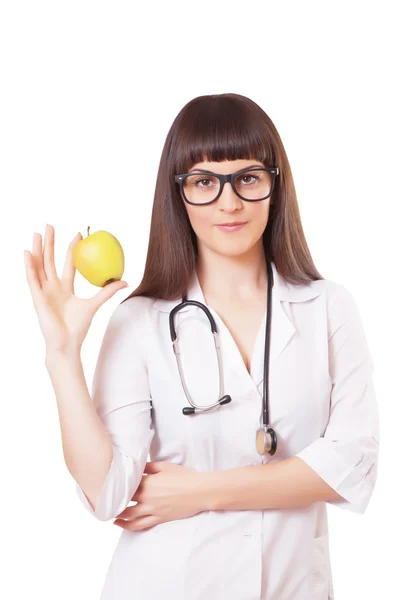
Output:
top-left (153, 261), bottom-right (325, 314)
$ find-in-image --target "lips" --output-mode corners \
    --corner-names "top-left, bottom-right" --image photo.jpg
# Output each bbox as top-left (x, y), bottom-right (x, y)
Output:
top-left (215, 222), bottom-right (247, 232)
top-left (216, 221), bottom-right (246, 226)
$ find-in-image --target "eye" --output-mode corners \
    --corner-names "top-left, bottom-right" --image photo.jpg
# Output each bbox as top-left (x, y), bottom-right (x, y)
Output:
top-left (242, 175), bottom-right (257, 184)
top-left (195, 178), bottom-right (212, 187)
top-left (237, 173), bottom-right (260, 185)
top-left (189, 176), bottom-right (216, 188)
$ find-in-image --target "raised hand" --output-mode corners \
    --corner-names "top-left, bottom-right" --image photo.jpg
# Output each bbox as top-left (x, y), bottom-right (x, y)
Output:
top-left (24, 224), bottom-right (128, 354)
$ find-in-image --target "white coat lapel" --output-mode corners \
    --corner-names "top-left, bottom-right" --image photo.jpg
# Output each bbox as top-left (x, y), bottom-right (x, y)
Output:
top-left (251, 263), bottom-right (326, 390)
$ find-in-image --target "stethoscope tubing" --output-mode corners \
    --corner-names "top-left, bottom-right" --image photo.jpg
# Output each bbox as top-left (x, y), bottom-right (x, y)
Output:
top-left (169, 252), bottom-right (273, 427)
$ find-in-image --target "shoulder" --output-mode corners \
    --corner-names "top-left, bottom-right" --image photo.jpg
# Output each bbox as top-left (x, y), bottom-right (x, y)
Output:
top-left (283, 276), bottom-right (360, 324)
top-left (107, 294), bottom-right (157, 332)
top-left (321, 278), bottom-right (366, 338)
top-left (98, 296), bottom-right (157, 363)
top-left (323, 278), bottom-right (360, 312)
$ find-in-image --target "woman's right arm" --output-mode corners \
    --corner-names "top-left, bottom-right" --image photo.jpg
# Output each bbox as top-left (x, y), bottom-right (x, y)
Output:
top-left (24, 224), bottom-right (156, 521)
top-left (44, 347), bottom-right (114, 512)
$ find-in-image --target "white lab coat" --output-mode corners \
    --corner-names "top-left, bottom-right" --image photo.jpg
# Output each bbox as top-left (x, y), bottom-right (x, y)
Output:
top-left (76, 262), bottom-right (380, 600)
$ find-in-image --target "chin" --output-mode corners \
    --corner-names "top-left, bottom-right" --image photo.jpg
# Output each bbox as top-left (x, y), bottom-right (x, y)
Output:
top-left (215, 243), bottom-right (253, 256)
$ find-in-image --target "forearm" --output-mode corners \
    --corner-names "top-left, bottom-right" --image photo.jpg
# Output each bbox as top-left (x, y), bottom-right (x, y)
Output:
top-left (203, 456), bottom-right (344, 511)
top-left (45, 349), bottom-right (113, 509)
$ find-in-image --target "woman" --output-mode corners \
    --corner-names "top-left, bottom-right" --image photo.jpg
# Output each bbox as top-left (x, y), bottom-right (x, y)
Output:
top-left (24, 93), bottom-right (380, 599)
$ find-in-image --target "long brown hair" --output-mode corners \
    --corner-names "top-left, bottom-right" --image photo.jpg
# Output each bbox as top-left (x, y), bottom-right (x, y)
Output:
top-left (121, 93), bottom-right (324, 305)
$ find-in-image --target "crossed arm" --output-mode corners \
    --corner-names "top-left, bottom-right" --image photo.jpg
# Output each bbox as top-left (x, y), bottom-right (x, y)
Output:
top-left (201, 456), bottom-right (344, 512)
top-left (111, 456), bottom-right (346, 532)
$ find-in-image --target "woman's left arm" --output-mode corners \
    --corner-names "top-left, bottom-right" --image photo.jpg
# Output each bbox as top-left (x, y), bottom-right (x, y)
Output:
top-left (206, 282), bottom-right (380, 514)
top-left (201, 456), bottom-right (344, 511)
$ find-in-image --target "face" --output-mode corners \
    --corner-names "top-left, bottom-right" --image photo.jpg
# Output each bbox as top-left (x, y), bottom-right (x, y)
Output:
top-left (182, 158), bottom-right (272, 259)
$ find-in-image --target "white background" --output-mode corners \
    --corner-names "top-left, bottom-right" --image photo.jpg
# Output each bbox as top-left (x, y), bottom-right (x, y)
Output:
top-left (1, 1), bottom-right (393, 598)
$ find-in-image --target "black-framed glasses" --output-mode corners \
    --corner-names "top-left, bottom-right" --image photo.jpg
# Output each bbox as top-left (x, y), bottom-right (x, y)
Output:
top-left (174, 166), bottom-right (279, 205)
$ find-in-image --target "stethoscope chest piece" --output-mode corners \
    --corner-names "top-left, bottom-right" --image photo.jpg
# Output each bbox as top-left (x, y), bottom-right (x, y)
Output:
top-left (256, 427), bottom-right (277, 456)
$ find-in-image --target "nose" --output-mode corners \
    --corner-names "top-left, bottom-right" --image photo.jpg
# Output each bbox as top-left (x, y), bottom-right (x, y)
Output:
top-left (217, 180), bottom-right (243, 207)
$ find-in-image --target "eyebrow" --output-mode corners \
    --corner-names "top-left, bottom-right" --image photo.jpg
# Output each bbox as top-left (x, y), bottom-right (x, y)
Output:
top-left (187, 164), bottom-right (265, 174)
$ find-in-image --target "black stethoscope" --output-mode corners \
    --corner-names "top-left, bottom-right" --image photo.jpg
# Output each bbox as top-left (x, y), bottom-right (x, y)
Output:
top-left (169, 251), bottom-right (277, 456)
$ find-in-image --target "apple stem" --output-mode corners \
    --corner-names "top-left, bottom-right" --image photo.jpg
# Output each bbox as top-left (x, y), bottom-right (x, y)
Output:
top-left (87, 226), bottom-right (90, 237)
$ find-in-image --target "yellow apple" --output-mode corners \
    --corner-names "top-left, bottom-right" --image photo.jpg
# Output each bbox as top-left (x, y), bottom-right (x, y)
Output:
top-left (72, 226), bottom-right (125, 287)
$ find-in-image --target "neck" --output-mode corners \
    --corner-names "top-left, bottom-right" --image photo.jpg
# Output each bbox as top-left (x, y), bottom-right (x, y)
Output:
top-left (195, 242), bottom-right (268, 302)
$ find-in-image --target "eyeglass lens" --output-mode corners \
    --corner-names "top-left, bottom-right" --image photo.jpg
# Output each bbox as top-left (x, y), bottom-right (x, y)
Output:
top-left (182, 169), bottom-right (272, 204)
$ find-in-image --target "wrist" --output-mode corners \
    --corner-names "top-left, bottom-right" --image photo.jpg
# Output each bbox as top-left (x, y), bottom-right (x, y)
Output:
top-left (45, 345), bottom-right (82, 366)
top-left (199, 471), bottom-right (219, 512)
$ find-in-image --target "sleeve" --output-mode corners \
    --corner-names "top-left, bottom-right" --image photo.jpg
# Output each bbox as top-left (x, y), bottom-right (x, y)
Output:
top-left (75, 297), bottom-right (155, 522)
top-left (295, 282), bottom-right (380, 515)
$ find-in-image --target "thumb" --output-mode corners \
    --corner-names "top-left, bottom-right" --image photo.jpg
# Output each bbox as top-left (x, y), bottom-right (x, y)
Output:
top-left (90, 280), bottom-right (129, 312)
